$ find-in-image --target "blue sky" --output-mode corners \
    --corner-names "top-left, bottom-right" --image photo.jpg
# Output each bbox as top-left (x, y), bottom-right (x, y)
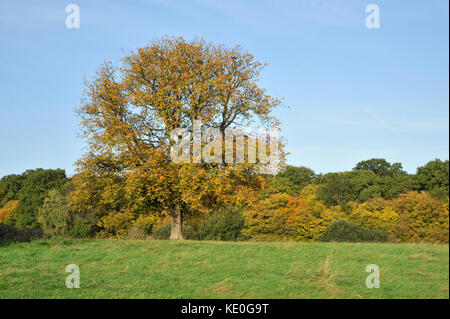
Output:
top-left (0, 0), bottom-right (448, 177)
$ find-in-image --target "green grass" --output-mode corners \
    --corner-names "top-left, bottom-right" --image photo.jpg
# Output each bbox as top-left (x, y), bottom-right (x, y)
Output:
top-left (0, 239), bottom-right (448, 299)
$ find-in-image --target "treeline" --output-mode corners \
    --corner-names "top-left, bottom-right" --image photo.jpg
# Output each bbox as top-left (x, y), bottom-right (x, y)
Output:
top-left (0, 158), bottom-right (448, 243)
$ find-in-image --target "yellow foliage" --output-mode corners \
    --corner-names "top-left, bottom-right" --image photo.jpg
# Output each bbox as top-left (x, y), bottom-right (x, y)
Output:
top-left (242, 193), bottom-right (305, 241)
top-left (75, 37), bottom-right (285, 239)
top-left (348, 191), bottom-right (448, 243)
top-left (295, 186), bottom-right (343, 240)
top-left (0, 200), bottom-right (19, 223)
top-left (97, 209), bottom-right (158, 238)
top-left (133, 214), bottom-right (157, 233)
top-left (98, 211), bottom-right (135, 238)
top-left (242, 187), bottom-right (448, 243)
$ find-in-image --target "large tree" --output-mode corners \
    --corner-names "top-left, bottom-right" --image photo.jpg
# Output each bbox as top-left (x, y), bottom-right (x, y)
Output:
top-left (415, 159), bottom-right (449, 200)
top-left (75, 37), bottom-right (284, 239)
top-left (353, 158), bottom-right (406, 177)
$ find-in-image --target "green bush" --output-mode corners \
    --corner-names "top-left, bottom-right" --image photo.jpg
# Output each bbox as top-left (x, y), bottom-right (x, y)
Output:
top-left (200, 208), bottom-right (245, 241)
top-left (69, 211), bottom-right (99, 239)
top-left (317, 220), bottom-right (388, 243)
top-left (38, 187), bottom-right (97, 239)
top-left (0, 169), bottom-right (67, 229)
top-left (69, 224), bottom-right (93, 239)
top-left (152, 223), bottom-right (199, 240)
top-left (183, 225), bottom-right (200, 240)
top-left (38, 189), bottom-right (70, 238)
top-left (0, 224), bottom-right (43, 242)
top-left (152, 224), bottom-right (171, 239)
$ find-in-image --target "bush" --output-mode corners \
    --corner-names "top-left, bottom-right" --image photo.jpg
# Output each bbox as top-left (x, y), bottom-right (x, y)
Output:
top-left (242, 194), bottom-right (303, 241)
top-left (95, 230), bottom-right (111, 239)
top-left (98, 211), bottom-right (134, 238)
top-left (200, 209), bottom-right (245, 241)
top-left (317, 220), bottom-right (388, 243)
top-left (152, 223), bottom-right (199, 240)
top-left (348, 191), bottom-right (449, 243)
top-left (183, 225), bottom-right (200, 240)
top-left (69, 223), bottom-right (93, 239)
top-left (0, 224), bottom-right (43, 242)
top-left (97, 212), bottom-right (157, 239)
top-left (126, 225), bottom-right (147, 240)
top-left (152, 224), bottom-right (171, 239)
top-left (38, 189), bottom-right (70, 237)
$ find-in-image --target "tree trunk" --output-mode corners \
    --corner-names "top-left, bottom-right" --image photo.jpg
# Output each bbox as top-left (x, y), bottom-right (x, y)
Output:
top-left (169, 205), bottom-right (183, 240)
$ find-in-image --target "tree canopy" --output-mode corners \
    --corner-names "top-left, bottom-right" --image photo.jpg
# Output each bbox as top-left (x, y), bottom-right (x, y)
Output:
top-left (353, 158), bottom-right (406, 176)
top-left (415, 159), bottom-right (449, 200)
top-left (0, 169), bottom-right (66, 228)
top-left (74, 37), bottom-right (284, 239)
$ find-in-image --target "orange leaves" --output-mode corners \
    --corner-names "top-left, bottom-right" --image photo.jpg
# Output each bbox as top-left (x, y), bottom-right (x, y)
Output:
top-left (242, 193), bottom-right (305, 241)
top-left (0, 200), bottom-right (19, 223)
top-left (241, 183), bottom-right (449, 243)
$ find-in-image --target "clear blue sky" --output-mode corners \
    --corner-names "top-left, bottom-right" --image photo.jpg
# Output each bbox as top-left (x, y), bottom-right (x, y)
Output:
top-left (0, 0), bottom-right (448, 177)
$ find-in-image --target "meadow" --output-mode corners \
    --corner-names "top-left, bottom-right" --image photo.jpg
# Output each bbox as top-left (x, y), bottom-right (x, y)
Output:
top-left (0, 239), bottom-right (448, 299)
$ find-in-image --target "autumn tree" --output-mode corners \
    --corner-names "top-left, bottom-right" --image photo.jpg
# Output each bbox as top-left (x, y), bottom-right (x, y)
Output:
top-left (75, 37), bottom-right (284, 240)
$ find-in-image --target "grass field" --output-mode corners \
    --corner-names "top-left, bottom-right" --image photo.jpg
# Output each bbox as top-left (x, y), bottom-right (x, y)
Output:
top-left (0, 239), bottom-right (448, 299)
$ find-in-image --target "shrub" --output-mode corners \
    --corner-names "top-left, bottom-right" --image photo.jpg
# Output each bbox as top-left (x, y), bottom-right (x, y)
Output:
top-left (183, 225), bottom-right (200, 240)
top-left (98, 211), bottom-right (135, 238)
top-left (152, 223), bottom-right (171, 239)
top-left (133, 215), bottom-right (157, 234)
top-left (38, 189), bottom-right (70, 238)
top-left (200, 208), bottom-right (245, 241)
top-left (295, 186), bottom-right (343, 241)
top-left (152, 223), bottom-right (199, 240)
top-left (68, 210), bottom-right (99, 238)
top-left (348, 191), bottom-right (449, 243)
top-left (242, 193), bottom-right (304, 241)
top-left (0, 224), bottom-right (43, 242)
top-left (317, 220), bottom-right (388, 243)
top-left (126, 225), bottom-right (147, 240)
top-left (98, 212), bottom-right (157, 239)
top-left (95, 230), bottom-right (111, 239)
top-left (69, 223), bottom-right (93, 238)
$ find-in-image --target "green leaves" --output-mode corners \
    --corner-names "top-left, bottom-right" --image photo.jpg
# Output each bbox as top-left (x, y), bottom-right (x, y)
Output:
top-left (353, 158), bottom-right (406, 177)
top-left (0, 169), bottom-right (67, 229)
top-left (415, 159), bottom-right (449, 200)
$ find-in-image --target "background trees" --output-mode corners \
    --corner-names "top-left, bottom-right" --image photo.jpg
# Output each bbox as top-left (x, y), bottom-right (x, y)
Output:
top-left (271, 165), bottom-right (316, 195)
top-left (15, 169), bottom-right (67, 228)
top-left (0, 169), bottom-right (66, 229)
top-left (0, 158), bottom-right (448, 243)
top-left (242, 193), bottom-right (303, 240)
top-left (347, 191), bottom-right (449, 243)
top-left (315, 159), bottom-right (416, 206)
top-left (415, 159), bottom-right (449, 200)
top-left (353, 158), bottom-right (406, 176)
